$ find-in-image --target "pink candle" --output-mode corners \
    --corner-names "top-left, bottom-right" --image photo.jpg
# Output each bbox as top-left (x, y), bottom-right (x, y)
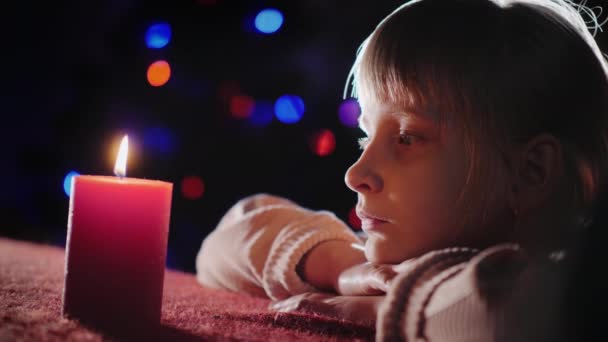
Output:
top-left (62, 136), bottom-right (173, 332)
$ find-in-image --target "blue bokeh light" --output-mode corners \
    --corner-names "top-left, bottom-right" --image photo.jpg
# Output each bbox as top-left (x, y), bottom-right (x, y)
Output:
top-left (63, 171), bottom-right (80, 197)
top-left (166, 248), bottom-right (179, 269)
top-left (52, 232), bottom-right (67, 248)
top-left (254, 9), bottom-right (284, 34)
top-left (145, 23), bottom-right (172, 49)
top-left (274, 95), bottom-right (305, 124)
top-left (249, 101), bottom-right (274, 127)
top-left (144, 127), bottom-right (176, 155)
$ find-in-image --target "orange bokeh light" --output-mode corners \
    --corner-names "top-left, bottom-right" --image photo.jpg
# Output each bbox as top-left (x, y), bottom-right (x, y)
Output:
top-left (147, 60), bottom-right (171, 87)
top-left (181, 176), bottom-right (205, 200)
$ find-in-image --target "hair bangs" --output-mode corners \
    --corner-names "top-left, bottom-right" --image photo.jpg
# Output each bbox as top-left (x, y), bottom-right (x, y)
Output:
top-left (346, 13), bottom-right (482, 128)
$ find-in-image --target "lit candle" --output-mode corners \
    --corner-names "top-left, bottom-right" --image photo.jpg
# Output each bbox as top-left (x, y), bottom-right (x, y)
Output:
top-left (62, 135), bottom-right (173, 332)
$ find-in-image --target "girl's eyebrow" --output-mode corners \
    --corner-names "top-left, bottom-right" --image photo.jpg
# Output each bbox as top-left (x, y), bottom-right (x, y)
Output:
top-left (390, 111), bottom-right (416, 119)
top-left (358, 110), bottom-right (428, 131)
top-left (391, 110), bottom-right (439, 126)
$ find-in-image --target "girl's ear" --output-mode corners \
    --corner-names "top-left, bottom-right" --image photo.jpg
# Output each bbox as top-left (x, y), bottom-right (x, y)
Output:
top-left (511, 133), bottom-right (564, 215)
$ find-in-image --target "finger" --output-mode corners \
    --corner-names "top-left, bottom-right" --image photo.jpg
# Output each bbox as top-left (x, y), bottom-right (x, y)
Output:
top-left (373, 265), bottom-right (398, 292)
top-left (297, 299), bottom-right (339, 317)
top-left (321, 295), bottom-right (384, 323)
top-left (271, 297), bottom-right (337, 318)
top-left (392, 259), bottom-right (416, 274)
top-left (337, 263), bottom-right (392, 296)
top-left (268, 293), bottom-right (331, 312)
top-left (269, 298), bottom-right (298, 312)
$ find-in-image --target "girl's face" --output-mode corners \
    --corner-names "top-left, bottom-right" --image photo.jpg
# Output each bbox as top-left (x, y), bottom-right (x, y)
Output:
top-left (345, 98), bottom-right (498, 264)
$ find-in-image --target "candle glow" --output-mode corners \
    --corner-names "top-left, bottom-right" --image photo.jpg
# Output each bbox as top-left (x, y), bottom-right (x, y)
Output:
top-left (114, 135), bottom-right (128, 177)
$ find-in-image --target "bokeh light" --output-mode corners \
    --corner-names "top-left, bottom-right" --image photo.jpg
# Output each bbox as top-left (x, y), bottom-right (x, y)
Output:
top-left (63, 171), bottom-right (80, 197)
top-left (217, 80), bottom-right (240, 101)
top-left (338, 98), bottom-right (361, 128)
top-left (310, 129), bottom-right (336, 157)
top-left (274, 94), bottom-right (305, 124)
top-left (254, 9), bottom-right (284, 34)
top-left (144, 127), bottom-right (176, 155)
top-left (147, 60), bottom-right (171, 87)
top-left (181, 176), bottom-right (205, 200)
top-left (145, 23), bottom-right (172, 49)
top-left (51, 232), bottom-right (67, 248)
top-left (166, 247), bottom-right (179, 269)
top-left (249, 101), bottom-right (274, 127)
top-left (229, 95), bottom-right (255, 119)
top-left (348, 206), bottom-right (362, 230)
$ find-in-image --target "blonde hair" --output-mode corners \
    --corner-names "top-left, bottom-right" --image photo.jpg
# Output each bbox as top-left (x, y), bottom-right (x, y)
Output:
top-left (346, 0), bottom-right (608, 227)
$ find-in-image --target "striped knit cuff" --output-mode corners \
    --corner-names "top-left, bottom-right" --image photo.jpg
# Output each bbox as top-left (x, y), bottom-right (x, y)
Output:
top-left (377, 247), bottom-right (478, 342)
top-left (261, 211), bottom-right (360, 301)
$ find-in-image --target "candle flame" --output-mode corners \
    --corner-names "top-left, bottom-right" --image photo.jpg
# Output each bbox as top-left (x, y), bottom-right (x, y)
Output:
top-left (114, 135), bottom-right (128, 177)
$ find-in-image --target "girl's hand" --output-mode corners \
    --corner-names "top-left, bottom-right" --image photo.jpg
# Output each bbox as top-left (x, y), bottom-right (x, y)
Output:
top-left (335, 260), bottom-right (415, 296)
top-left (335, 262), bottom-right (396, 295)
top-left (269, 292), bottom-right (384, 324)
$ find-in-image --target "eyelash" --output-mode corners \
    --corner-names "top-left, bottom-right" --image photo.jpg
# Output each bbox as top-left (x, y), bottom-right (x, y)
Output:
top-left (357, 133), bottom-right (418, 150)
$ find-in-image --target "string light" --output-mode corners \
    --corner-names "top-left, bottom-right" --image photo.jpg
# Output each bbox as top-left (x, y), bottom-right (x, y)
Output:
top-left (181, 176), bottom-right (205, 200)
top-left (310, 129), bottom-right (336, 157)
top-left (63, 171), bottom-right (80, 197)
top-left (275, 94), bottom-right (305, 124)
top-left (145, 23), bottom-right (172, 49)
top-left (249, 101), bottom-right (274, 127)
top-left (147, 60), bottom-right (171, 87)
top-left (230, 95), bottom-right (255, 119)
top-left (144, 127), bottom-right (176, 155)
top-left (254, 9), bottom-right (284, 34)
top-left (338, 98), bottom-right (361, 128)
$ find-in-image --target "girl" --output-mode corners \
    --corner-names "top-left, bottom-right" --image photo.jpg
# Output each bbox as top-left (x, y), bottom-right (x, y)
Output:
top-left (196, 0), bottom-right (608, 340)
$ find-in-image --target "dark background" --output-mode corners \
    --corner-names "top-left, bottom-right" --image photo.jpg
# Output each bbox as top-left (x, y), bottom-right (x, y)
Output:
top-left (0, 0), bottom-right (405, 273)
top-left (2, 0), bottom-right (607, 274)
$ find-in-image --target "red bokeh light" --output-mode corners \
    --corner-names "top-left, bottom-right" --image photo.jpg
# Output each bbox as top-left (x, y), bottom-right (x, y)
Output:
top-left (217, 80), bottom-right (241, 103)
top-left (348, 206), bottom-right (361, 230)
top-left (229, 95), bottom-right (255, 119)
top-left (147, 60), bottom-right (171, 87)
top-left (181, 176), bottom-right (205, 200)
top-left (310, 129), bottom-right (336, 157)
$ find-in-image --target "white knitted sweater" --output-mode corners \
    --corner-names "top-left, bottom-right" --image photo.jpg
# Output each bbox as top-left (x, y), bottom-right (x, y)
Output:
top-left (196, 194), bottom-right (550, 341)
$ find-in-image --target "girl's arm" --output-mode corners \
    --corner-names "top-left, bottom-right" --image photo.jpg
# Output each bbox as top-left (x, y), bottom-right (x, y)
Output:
top-left (195, 193), bottom-right (363, 300)
top-left (376, 244), bottom-right (528, 342)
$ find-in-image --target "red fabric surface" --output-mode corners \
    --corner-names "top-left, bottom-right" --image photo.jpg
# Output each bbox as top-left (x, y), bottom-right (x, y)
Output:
top-left (0, 237), bottom-right (374, 341)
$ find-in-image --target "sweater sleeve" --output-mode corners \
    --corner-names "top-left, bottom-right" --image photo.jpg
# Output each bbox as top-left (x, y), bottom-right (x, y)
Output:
top-left (195, 193), bottom-right (362, 301)
top-left (376, 244), bottom-right (528, 342)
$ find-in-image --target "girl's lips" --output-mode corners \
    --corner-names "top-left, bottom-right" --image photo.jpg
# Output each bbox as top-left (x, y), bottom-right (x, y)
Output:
top-left (360, 218), bottom-right (389, 232)
top-left (356, 208), bottom-right (391, 232)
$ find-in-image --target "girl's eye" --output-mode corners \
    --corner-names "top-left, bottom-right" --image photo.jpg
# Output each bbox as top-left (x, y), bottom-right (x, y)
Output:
top-left (399, 133), bottom-right (416, 146)
top-left (358, 134), bottom-right (419, 150)
top-left (357, 137), bottom-right (369, 150)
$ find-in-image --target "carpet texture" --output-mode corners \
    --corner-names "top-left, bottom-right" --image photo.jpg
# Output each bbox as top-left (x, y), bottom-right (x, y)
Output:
top-left (0, 237), bottom-right (374, 341)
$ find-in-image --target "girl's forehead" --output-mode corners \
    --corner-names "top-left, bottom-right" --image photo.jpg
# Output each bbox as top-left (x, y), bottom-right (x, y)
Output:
top-left (358, 97), bottom-right (440, 124)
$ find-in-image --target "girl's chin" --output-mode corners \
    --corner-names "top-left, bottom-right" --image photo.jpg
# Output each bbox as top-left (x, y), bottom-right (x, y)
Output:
top-left (364, 238), bottom-right (410, 264)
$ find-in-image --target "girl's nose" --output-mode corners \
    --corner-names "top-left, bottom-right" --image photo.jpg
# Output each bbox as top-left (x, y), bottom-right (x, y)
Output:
top-left (344, 157), bottom-right (383, 194)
